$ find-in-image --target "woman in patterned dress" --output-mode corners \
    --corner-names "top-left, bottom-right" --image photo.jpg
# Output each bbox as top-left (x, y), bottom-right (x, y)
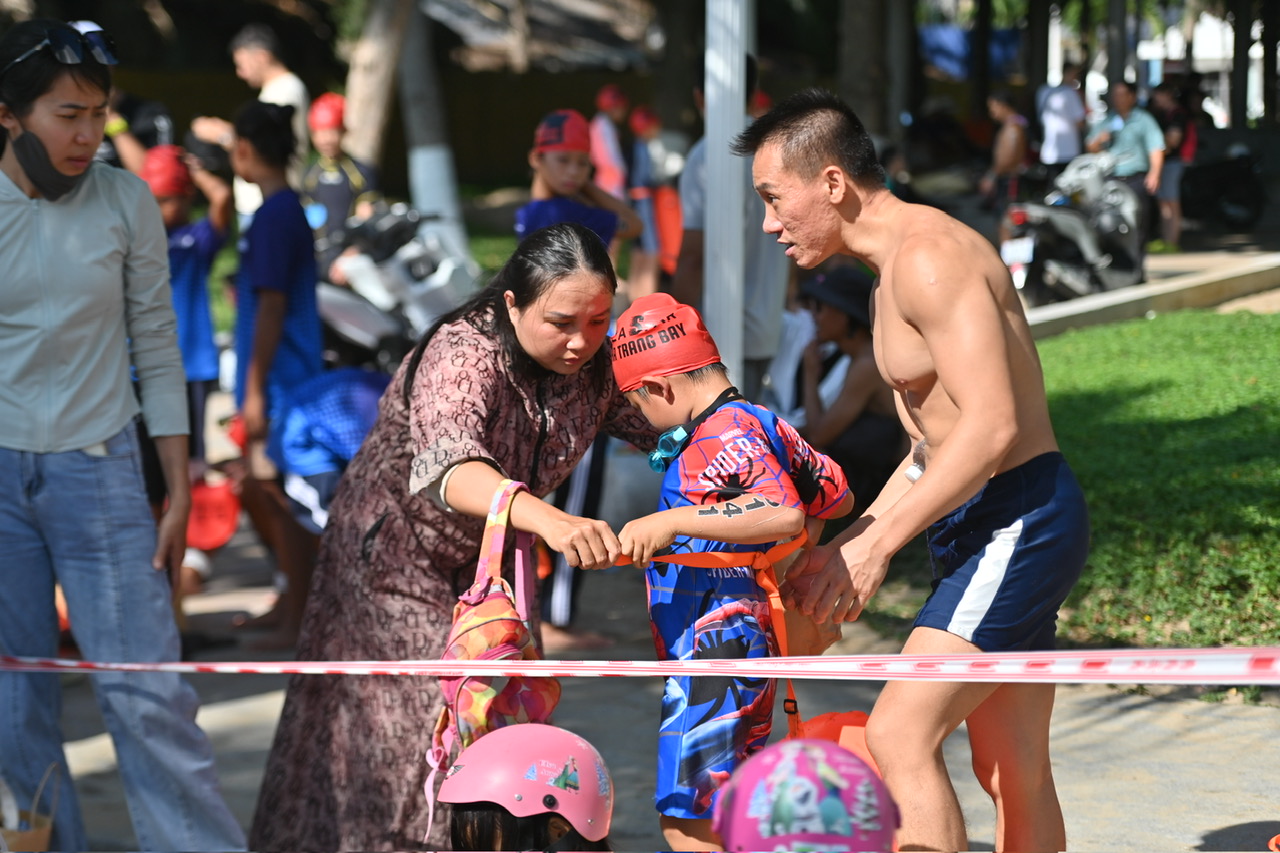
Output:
top-left (249, 223), bottom-right (658, 850)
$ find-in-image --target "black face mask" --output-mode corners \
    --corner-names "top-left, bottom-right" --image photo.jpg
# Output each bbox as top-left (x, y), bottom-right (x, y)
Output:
top-left (10, 125), bottom-right (86, 201)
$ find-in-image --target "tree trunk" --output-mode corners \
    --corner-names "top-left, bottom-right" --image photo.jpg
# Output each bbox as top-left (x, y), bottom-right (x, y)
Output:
top-left (399, 4), bottom-right (473, 265)
top-left (1228, 0), bottom-right (1252, 128)
top-left (838, 0), bottom-right (888, 134)
top-left (343, 0), bottom-right (414, 167)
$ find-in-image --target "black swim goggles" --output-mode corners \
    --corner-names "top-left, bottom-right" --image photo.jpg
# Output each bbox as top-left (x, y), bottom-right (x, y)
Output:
top-left (1, 26), bottom-right (118, 78)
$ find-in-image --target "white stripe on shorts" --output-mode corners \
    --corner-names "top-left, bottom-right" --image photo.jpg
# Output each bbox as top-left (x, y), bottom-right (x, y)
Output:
top-left (946, 518), bottom-right (1024, 643)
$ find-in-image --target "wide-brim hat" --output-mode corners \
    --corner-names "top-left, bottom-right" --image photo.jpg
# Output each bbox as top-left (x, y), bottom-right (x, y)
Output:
top-left (800, 265), bottom-right (876, 331)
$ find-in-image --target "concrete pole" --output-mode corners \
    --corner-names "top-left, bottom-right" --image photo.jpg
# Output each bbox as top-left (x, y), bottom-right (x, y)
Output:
top-left (1027, 0), bottom-right (1052, 111)
top-left (1107, 0), bottom-right (1127, 86)
top-left (1264, 0), bottom-right (1278, 126)
top-left (702, 0), bottom-right (750, 386)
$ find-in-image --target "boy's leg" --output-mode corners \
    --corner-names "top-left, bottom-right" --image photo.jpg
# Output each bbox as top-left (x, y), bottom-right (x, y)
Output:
top-left (660, 815), bottom-right (722, 851)
top-left (967, 682), bottom-right (1064, 852)
top-left (864, 627), bottom-right (998, 853)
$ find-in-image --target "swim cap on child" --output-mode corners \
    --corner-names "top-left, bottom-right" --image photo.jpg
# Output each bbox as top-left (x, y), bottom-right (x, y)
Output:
top-left (140, 145), bottom-right (192, 197)
top-left (712, 739), bottom-right (899, 852)
top-left (308, 92), bottom-right (345, 131)
top-left (610, 293), bottom-right (721, 394)
top-left (629, 105), bottom-right (660, 137)
top-left (439, 723), bottom-right (614, 842)
top-left (595, 83), bottom-right (628, 113)
top-left (534, 109), bottom-right (591, 154)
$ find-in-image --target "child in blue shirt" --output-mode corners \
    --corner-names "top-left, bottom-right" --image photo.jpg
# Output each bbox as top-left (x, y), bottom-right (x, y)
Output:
top-left (515, 108), bottom-right (641, 247)
top-left (229, 99), bottom-right (323, 649)
top-left (611, 293), bottom-right (854, 850)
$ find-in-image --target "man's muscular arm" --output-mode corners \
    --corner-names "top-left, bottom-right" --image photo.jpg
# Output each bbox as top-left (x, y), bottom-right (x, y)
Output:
top-left (797, 242), bottom-right (1023, 622)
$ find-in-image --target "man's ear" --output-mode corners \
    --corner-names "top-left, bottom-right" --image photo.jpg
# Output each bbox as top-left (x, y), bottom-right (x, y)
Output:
top-left (824, 164), bottom-right (849, 204)
top-left (546, 814), bottom-right (572, 843)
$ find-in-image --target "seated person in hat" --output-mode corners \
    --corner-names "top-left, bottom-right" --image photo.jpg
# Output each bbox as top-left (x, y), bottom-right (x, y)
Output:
top-left (796, 265), bottom-right (908, 515)
top-left (610, 293), bottom-right (854, 851)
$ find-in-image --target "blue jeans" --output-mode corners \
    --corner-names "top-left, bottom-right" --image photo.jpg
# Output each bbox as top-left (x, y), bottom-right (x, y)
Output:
top-left (0, 421), bottom-right (246, 851)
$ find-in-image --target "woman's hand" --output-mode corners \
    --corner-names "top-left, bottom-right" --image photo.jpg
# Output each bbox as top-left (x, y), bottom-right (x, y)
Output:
top-left (801, 339), bottom-right (823, 380)
top-left (540, 514), bottom-right (622, 571)
top-left (618, 513), bottom-right (677, 567)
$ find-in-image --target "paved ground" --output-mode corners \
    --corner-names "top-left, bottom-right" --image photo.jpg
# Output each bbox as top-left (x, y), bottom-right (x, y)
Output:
top-left (52, 202), bottom-right (1280, 852)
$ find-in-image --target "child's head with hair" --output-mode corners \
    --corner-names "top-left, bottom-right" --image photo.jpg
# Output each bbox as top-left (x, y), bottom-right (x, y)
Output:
top-left (140, 144), bottom-right (194, 228)
top-left (440, 722), bottom-right (614, 852)
top-left (610, 292), bottom-right (729, 432)
top-left (230, 99), bottom-right (295, 184)
top-left (712, 738), bottom-right (899, 852)
top-left (528, 108), bottom-right (592, 200)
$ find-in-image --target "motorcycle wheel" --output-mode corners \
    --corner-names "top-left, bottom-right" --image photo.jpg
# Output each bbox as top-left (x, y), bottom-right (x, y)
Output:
top-left (1218, 191), bottom-right (1266, 232)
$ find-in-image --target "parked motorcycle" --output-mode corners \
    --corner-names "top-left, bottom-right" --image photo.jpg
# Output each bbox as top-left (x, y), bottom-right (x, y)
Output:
top-left (317, 203), bottom-right (480, 372)
top-left (1180, 143), bottom-right (1267, 232)
top-left (1000, 152), bottom-right (1144, 307)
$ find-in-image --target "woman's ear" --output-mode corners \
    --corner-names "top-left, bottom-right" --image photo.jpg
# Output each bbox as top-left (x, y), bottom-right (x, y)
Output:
top-left (546, 814), bottom-right (572, 843)
top-left (0, 102), bottom-right (20, 136)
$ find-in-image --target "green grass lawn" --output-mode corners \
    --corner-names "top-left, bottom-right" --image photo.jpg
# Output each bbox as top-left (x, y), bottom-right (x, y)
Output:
top-left (1039, 310), bottom-right (1280, 648)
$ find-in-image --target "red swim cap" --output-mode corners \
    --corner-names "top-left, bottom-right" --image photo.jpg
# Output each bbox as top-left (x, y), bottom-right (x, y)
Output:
top-left (629, 105), bottom-right (660, 137)
top-left (308, 92), bottom-right (345, 131)
top-left (595, 83), bottom-right (628, 112)
top-left (611, 293), bottom-right (721, 393)
top-left (534, 109), bottom-right (591, 153)
top-left (140, 145), bottom-right (192, 197)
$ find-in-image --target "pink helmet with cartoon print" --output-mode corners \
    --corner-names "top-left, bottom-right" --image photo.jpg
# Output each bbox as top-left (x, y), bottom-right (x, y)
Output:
top-left (438, 723), bottom-right (613, 842)
top-left (712, 738), bottom-right (899, 852)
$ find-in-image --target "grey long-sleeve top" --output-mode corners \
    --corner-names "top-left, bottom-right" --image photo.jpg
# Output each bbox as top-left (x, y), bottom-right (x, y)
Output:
top-left (0, 162), bottom-right (188, 453)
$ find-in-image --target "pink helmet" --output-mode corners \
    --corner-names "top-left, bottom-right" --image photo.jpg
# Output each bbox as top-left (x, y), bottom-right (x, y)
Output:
top-left (438, 723), bottom-right (613, 842)
top-left (712, 739), bottom-right (899, 852)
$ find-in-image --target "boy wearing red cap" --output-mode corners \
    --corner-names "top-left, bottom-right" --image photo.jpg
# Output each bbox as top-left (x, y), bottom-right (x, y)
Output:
top-left (611, 293), bottom-right (854, 850)
top-left (515, 108), bottom-right (640, 247)
top-left (300, 92), bottom-right (379, 283)
top-left (139, 144), bottom-right (232, 592)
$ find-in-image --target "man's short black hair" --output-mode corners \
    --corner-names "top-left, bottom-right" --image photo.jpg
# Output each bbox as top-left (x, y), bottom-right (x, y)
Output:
top-left (229, 22), bottom-right (280, 58)
top-left (731, 87), bottom-right (884, 189)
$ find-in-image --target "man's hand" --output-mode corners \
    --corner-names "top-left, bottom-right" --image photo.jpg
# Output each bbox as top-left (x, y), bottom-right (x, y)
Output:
top-left (241, 390), bottom-right (268, 444)
top-left (618, 513), bottom-right (677, 567)
top-left (781, 517), bottom-right (890, 623)
top-left (541, 516), bottom-right (621, 571)
top-left (1144, 170), bottom-right (1161, 195)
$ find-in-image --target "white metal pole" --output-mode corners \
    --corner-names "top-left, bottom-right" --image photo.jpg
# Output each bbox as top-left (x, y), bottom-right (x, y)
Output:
top-left (703, 0), bottom-right (750, 387)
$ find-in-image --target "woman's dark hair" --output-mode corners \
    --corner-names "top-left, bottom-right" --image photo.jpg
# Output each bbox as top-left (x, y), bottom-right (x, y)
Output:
top-left (0, 19), bottom-right (113, 155)
top-left (233, 99), bottom-right (296, 170)
top-left (731, 87), bottom-right (884, 189)
top-left (451, 802), bottom-right (611, 852)
top-left (403, 222), bottom-right (618, 405)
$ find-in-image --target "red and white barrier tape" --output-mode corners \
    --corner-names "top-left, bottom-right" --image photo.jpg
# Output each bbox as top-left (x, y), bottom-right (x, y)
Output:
top-left (1, 648), bottom-right (1277, 684)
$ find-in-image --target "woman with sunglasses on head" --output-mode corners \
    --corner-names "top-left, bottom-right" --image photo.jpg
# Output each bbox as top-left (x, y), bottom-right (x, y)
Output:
top-left (0, 19), bottom-right (246, 852)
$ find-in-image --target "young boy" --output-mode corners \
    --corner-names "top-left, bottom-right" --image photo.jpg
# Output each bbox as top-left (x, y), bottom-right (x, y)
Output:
top-left (612, 293), bottom-right (854, 851)
top-left (515, 108), bottom-right (641, 247)
top-left (300, 92), bottom-right (379, 283)
top-left (139, 144), bottom-right (232, 597)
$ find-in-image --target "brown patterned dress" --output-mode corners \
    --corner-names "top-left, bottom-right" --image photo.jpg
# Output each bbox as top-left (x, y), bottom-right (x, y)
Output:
top-left (248, 315), bottom-right (657, 851)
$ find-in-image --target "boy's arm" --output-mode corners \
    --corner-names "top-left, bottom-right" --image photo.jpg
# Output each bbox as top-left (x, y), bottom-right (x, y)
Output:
top-left (242, 290), bottom-right (286, 443)
top-left (581, 181), bottom-right (643, 240)
top-left (186, 153), bottom-right (232, 235)
top-left (619, 495), bottom-right (805, 567)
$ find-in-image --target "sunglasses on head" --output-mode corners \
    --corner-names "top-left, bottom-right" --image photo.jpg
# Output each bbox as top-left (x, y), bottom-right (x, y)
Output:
top-left (1, 27), bottom-right (118, 78)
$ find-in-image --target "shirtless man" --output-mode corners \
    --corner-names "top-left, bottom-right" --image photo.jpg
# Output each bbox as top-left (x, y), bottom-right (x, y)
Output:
top-left (732, 89), bottom-right (1089, 852)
